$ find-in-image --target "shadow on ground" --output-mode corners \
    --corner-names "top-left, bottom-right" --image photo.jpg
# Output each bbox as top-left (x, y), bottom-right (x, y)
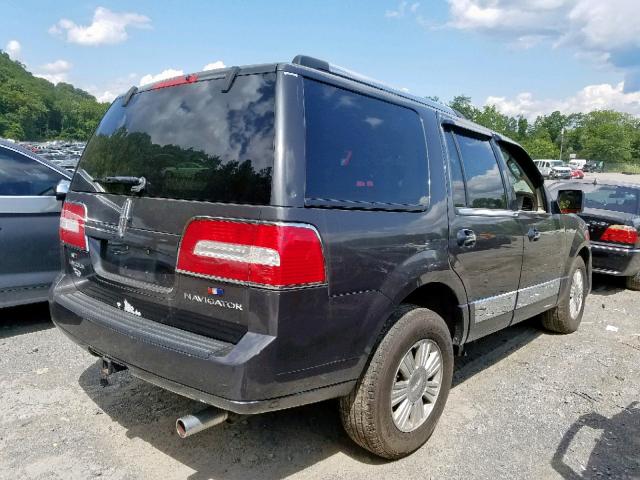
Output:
top-left (0, 302), bottom-right (53, 339)
top-left (76, 315), bottom-right (554, 479)
top-left (589, 273), bottom-right (627, 297)
top-left (73, 271), bottom-right (628, 479)
top-left (552, 402), bottom-right (640, 479)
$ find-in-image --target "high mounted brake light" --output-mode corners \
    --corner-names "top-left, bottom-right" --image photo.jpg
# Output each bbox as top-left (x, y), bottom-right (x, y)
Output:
top-left (151, 74), bottom-right (198, 90)
top-left (176, 219), bottom-right (326, 288)
top-left (60, 202), bottom-right (88, 251)
top-left (600, 225), bottom-right (638, 245)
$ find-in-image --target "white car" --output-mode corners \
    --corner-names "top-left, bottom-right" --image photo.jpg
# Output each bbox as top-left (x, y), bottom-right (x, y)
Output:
top-left (534, 159), bottom-right (572, 179)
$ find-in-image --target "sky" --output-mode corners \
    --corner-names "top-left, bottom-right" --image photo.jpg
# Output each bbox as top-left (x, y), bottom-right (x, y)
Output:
top-left (2, 0), bottom-right (640, 119)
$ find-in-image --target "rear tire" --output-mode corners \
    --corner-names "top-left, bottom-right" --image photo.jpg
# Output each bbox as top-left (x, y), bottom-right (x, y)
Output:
top-left (625, 272), bottom-right (640, 291)
top-left (541, 256), bottom-right (587, 334)
top-left (339, 305), bottom-right (454, 459)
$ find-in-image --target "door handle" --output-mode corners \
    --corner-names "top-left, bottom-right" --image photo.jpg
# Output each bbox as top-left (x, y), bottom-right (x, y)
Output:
top-left (457, 228), bottom-right (477, 247)
top-left (527, 227), bottom-right (541, 241)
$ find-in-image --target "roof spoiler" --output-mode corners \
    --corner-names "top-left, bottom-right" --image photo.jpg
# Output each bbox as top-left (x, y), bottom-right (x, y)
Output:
top-left (291, 54), bottom-right (458, 116)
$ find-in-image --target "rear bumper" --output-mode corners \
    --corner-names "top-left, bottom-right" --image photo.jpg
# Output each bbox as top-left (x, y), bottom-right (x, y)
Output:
top-left (49, 274), bottom-right (357, 414)
top-left (591, 243), bottom-right (640, 276)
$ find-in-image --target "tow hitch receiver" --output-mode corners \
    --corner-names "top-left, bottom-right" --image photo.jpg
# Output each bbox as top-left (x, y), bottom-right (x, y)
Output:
top-left (99, 358), bottom-right (126, 386)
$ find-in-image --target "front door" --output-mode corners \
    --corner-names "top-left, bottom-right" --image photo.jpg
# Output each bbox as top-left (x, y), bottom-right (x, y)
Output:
top-left (498, 143), bottom-right (566, 323)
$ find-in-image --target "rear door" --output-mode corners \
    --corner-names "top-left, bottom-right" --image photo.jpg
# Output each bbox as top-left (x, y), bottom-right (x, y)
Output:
top-left (443, 127), bottom-right (524, 341)
top-left (65, 70), bottom-right (277, 342)
top-left (498, 143), bottom-right (566, 322)
top-left (0, 146), bottom-right (68, 305)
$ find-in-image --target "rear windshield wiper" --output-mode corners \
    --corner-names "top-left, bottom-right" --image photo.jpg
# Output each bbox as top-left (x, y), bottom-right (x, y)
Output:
top-left (95, 176), bottom-right (147, 193)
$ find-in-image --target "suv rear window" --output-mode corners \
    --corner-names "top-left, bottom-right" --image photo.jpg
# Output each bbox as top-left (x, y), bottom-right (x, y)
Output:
top-left (72, 73), bottom-right (276, 204)
top-left (303, 79), bottom-right (428, 207)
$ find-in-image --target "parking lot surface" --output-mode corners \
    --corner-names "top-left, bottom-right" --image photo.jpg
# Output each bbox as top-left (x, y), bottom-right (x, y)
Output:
top-left (1, 273), bottom-right (638, 480)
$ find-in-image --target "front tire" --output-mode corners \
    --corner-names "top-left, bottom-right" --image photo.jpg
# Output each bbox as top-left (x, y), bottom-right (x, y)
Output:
top-left (339, 305), bottom-right (454, 459)
top-left (542, 256), bottom-right (587, 334)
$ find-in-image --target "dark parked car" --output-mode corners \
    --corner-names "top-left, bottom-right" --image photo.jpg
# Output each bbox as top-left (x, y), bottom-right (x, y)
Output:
top-left (550, 180), bottom-right (640, 289)
top-left (50, 56), bottom-right (591, 459)
top-left (0, 141), bottom-right (71, 307)
top-left (583, 161), bottom-right (604, 173)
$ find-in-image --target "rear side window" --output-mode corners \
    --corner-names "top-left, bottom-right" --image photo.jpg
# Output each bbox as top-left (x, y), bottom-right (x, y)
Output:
top-left (303, 79), bottom-right (428, 207)
top-left (584, 185), bottom-right (639, 214)
top-left (0, 148), bottom-right (64, 196)
top-left (72, 73), bottom-right (276, 205)
top-left (454, 132), bottom-right (507, 209)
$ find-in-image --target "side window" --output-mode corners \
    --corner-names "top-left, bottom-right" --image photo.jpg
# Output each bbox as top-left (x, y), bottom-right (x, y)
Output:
top-left (304, 79), bottom-right (428, 207)
top-left (499, 144), bottom-right (540, 212)
top-left (454, 132), bottom-right (507, 209)
top-left (444, 130), bottom-right (466, 208)
top-left (0, 148), bottom-right (64, 196)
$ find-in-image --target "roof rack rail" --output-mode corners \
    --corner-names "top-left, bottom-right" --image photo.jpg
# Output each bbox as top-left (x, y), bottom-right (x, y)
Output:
top-left (291, 55), bottom-right (457, 116)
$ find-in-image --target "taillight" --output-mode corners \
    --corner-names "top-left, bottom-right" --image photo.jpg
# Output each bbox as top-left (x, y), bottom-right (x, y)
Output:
top-left (600, 225), bottom-right (638, 245)
top-left (59, 202), bottom-right (88, 251)
top-left (176, 219), bottom-right (326, 288)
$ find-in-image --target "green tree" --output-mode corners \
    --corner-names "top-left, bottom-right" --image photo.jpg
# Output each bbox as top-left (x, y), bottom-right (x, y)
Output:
top-left (0, 50), bottom-right (108, 141)
top-left (520, 134), bottom-right (559, 159)
top-left (448, 95), bottom-right (478, 120)
top-left (581, 111), bottom-right (634, 163)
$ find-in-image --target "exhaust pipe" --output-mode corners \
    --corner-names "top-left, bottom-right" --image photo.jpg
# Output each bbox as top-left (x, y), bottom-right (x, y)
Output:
top-left (176, 407), bottom-right (229, 438)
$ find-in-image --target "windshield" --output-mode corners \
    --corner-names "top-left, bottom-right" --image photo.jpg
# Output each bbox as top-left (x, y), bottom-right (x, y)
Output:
top-left (549, 161), bottom-right (565, 167)
top-left (71, 73), bottom-right (276, 204)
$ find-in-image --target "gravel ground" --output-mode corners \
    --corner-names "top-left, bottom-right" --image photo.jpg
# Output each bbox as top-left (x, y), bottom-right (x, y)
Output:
top-left (1, 273), bottom-right (639, 480)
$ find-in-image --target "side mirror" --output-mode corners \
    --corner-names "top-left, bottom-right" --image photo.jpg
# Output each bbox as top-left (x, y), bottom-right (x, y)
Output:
top-left (55, 179), bottom-right (70, 201)
top-left (555, 189), bottom-right (584, 214)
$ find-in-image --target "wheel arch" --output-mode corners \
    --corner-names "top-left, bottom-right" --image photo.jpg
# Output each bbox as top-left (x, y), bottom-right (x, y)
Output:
top-left (381, 270), bottom-right (470, 348)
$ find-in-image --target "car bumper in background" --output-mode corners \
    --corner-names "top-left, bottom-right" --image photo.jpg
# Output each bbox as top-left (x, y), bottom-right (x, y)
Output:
top-left (591, 242), bottom-right (640, 276)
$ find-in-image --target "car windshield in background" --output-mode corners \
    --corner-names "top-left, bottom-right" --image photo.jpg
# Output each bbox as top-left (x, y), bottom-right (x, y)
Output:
top-left (584, 185), bottom-right (639, 215)
top-left (71, 73), bottom-right (276, 205)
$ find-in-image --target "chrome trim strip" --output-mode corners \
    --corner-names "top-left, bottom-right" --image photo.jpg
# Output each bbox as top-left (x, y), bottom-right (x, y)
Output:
top-left (515, 278), bottom-right (561, 309)
top-left (174, 268), bottom-right (326, 291)
top-left (457, 207), bottom-right (518, 218)
top-left (592, 268), bottom-right (622, 275)
top-left (471, 276), bottom-right (564, 323)
top-left (591, 243), bottom-right (640, 254)
top-left (472, 291), bottom-right (517, 323)
top-left (117, 198), bottom-right (133, 238)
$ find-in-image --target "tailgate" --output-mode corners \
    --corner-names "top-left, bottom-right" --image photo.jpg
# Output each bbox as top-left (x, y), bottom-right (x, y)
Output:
top-left (69, 193), bottom-right (269, 343)
top-left (62, 70), bottom-right (277, 342)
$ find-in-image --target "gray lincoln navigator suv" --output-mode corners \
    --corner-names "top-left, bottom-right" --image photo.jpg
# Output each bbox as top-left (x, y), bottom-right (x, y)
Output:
top-left (50, 56), bottom-right (590, 459)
